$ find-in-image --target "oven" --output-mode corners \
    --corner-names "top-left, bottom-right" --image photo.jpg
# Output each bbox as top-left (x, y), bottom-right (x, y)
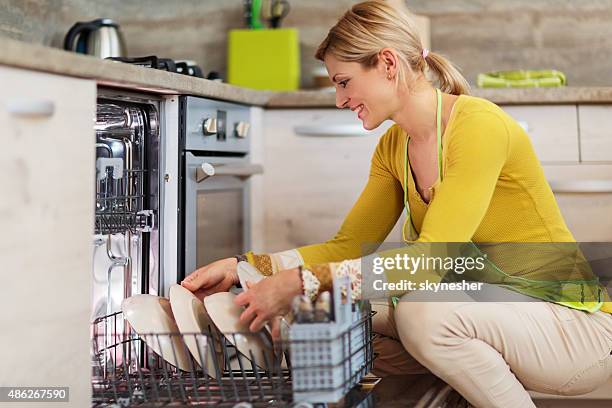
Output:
top-left (178, 96), bottom-right (262, 280)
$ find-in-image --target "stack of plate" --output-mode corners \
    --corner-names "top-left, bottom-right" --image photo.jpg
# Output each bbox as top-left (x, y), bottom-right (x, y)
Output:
top-left (121, 262), bottom-right (275, 373)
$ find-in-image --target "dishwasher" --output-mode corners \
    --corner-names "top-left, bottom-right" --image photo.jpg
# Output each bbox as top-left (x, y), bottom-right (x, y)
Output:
top-left (90, 92), bottom-right (375, 408)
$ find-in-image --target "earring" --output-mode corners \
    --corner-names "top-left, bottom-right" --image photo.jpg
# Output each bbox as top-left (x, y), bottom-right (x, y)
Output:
top-left (387, 74), bottom-right (392, 80)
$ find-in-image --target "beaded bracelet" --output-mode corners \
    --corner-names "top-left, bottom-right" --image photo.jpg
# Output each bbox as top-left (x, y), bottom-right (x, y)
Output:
top-left (298, 265), bottom-right (320, 302)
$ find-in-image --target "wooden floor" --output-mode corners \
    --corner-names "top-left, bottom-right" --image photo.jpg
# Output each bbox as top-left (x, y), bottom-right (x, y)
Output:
top-left (371, 375), bottom-right (612, 407)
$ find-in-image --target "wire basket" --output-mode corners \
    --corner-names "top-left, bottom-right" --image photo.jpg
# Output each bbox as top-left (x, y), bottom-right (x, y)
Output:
top-left (95, 167), bottom-right (153, 235)
top-left (91, 307), bottom-right (374, 407)
top-left (289, 286), bottom-right (373, 404)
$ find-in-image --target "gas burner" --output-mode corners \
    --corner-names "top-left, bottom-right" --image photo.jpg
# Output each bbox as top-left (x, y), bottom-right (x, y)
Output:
top-left (106, 55), bottom-right (205, 78)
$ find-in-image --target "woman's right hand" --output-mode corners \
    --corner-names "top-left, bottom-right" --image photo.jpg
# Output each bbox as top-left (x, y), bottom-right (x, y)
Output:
top-left (180, 257), bottom-right (239, 300)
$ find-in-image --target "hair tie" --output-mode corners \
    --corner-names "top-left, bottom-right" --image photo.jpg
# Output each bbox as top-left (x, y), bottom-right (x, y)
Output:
top-left (422, 48), bottom-right (430, 59)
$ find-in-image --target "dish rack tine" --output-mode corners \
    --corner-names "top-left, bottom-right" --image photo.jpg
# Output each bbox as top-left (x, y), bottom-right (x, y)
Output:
top-left (267, 353), bottom-right (282, 398)
top-left (143, 338), bottom-right (162, 403)
top-left (153, 334), bottom-right (174, 402)
top-left (194, 333), bottom-right (214, 401)
top-left (226, 334), bottom-right (241, 400)
top-left (168, 333), bottom-right (188, 402)
top-left (185, 334), bottom-right (202, 403)
top-left (120, 337), bottom-right (134, 404)
top-left (238, 349), bottom-right (254, 401)
top-left (217, 334), bottom-right (232, 401)
top-left (250, 353), bottom-right (266, 402)
top-left (182, 334), bottom-right (201, 401)
top-left (133, 336), bottom-right (149, 403)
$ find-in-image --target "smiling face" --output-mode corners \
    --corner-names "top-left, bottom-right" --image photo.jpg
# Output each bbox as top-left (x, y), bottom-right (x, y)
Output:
top-left (324, 52), bottom-right (400, 130)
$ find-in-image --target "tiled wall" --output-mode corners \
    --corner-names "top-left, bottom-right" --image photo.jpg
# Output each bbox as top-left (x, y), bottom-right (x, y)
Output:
top-left (1, 0), bottom-right (611, 88)
top-left (407, 0), bottom-right (612, 87)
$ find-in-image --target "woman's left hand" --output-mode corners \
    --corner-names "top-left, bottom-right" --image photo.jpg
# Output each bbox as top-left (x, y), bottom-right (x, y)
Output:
top-left (234, 267), bottom-right (302, 332)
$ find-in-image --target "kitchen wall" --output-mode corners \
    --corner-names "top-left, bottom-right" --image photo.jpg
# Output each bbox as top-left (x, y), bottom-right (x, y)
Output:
top-left (1, 0), bottom-right (612, 87)
top-left (0, 0), bottom-right (355, 88)
top-left (407, 0), bottom-right (612, 88)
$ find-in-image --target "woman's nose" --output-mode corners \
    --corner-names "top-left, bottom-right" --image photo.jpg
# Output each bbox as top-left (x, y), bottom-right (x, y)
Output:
top-left (336, 93), bottom-right (349, 109)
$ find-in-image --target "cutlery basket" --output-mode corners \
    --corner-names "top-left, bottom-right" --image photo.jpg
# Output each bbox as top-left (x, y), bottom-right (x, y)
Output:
top-left (289, 277), bottom-right (373, 403)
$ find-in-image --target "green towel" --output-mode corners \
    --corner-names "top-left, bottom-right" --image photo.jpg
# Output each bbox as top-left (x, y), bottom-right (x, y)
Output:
top-left (477, 70), bottom-right (566, 88)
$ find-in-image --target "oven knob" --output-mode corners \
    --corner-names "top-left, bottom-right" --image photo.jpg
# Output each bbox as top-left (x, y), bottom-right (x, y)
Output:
top-left (196, 162), bottom-right (215, 183)
top-left (235, 121), bottom-right (250, 138)
top-left (202, 118), bottom-right (217, 136)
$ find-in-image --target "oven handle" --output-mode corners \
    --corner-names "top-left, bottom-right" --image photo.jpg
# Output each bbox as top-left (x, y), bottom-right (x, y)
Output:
top-left (196, 163), bottom-right (263, 182)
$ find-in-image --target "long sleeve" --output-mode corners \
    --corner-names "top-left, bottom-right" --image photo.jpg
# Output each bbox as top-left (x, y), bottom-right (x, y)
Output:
top-left (296, 130), bottom-right (405, 264)
top-left (307, 110), bottom-right (511, 300)
top-left (244, 127), bottom-right (404, 276)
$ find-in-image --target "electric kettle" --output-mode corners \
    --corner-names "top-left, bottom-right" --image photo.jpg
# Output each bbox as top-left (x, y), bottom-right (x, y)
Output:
top-left (63, 18), bottom-right (127, 59)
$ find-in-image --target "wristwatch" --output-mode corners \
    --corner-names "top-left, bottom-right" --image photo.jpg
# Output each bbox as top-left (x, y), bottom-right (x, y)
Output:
top-left (234, 254), bottom-right (248, 263)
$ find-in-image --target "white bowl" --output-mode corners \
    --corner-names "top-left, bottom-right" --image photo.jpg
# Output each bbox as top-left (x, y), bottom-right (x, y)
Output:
top-left (204, 292), bottom-right (273, 368)
top-left (237, 261), bottom-right (265, 291)
top-left (121, 294), bottom-right (192, 371)
top-left (168, 284), bottom-right (224, 377)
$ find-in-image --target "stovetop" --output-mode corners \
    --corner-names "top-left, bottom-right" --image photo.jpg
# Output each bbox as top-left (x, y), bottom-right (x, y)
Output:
top-left (106, 55), bottom-right (221, 81)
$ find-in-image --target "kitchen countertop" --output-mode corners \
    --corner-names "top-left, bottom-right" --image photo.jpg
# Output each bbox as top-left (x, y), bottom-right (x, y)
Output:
top-left (3, 36), bottom-right (612, 107)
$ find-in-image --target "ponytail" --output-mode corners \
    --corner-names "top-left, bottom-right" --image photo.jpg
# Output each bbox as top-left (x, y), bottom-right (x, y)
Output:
top-left (425, 51), bottom-right (471, 95)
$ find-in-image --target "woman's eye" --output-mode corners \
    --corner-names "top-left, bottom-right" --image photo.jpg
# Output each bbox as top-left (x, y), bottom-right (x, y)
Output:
top-left (339, 79), bottom-right (349, 88)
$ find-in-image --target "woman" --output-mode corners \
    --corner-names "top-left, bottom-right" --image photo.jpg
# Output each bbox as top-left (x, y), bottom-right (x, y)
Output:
top-left (182, 1), bottom-right (612, 406)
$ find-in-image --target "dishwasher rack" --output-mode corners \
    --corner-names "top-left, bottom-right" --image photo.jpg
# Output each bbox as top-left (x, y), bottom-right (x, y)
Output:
top-left (91, 308), bottom-right (375, 408)
top-left (95, 102), bottom-right (155, 235)
top-left (95, 168), bottom-right (153, 234)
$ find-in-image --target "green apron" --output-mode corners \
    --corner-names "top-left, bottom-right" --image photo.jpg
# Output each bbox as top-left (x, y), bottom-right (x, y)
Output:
top-left (390, 89), bottom-right (604, 312)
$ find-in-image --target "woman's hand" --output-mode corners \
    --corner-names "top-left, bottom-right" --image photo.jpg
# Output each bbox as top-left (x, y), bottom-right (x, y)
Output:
top-left (181, 257), bottom-right (239, 301)
top-left (234, 268), bottom-right (302, 332)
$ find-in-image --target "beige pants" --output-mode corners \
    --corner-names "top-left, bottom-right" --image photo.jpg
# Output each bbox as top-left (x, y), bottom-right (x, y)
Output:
top-left (371, 289), bottom-right (612, 408)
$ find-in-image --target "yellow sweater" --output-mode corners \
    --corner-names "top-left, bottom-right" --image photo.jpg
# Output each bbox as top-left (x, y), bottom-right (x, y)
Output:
top-left (296, 95), bottom-right (611, 314)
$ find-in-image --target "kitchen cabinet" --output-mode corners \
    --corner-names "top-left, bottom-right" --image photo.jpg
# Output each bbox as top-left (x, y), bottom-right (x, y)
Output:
top-left (501, 105), bottom-right (579, 163)
top-left (542, 164), bottom-right (612, 241)
top-left (578, 105), bottom-right (612, 162)
top-left (249, 106), bottom-right (266, 254)
top-left (261, 109), bottom-right (400, 253)
top-left (0, 66), bottom-right (95, 406)
top-left (263, 105), bottom-right (612, 251)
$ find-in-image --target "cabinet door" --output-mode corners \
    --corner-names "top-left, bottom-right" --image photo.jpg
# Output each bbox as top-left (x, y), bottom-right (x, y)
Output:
top-left (0, 66), bottom-right (95, 405)
top-left (578, 105), bottom-right (612, 162)
top-left (542, 164), bottom-right (612, 241)
top-left (501, 105), bottom-right (579, 163)
top-left (262, 109), bottom-right (397, 252)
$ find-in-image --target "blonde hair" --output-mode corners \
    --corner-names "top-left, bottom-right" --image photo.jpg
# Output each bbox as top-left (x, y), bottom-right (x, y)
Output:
top-left (315, 0), bottom-right (470, 95)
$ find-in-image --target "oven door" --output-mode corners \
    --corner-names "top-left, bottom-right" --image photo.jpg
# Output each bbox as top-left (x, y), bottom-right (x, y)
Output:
top-left (183, 151), bottom-right (262, 277)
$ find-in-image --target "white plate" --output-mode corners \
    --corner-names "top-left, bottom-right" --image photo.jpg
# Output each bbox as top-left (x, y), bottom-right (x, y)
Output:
top-left (236, 262), bottom-right (273, 334)
top-left (121, 294), bottom-right (192, 371)
top-left (237, 261), bottom-right (265, 291)
top-left (204, 292), bottom-right (273, 368)
top-left (236, 262), bottom-right (290, 368)
top-left (168, 284), bottom-right (224, 378)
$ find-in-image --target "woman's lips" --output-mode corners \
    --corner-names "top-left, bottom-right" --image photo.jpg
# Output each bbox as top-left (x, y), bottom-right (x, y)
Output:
top-left (356, 104), bottom-right (365, 119)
